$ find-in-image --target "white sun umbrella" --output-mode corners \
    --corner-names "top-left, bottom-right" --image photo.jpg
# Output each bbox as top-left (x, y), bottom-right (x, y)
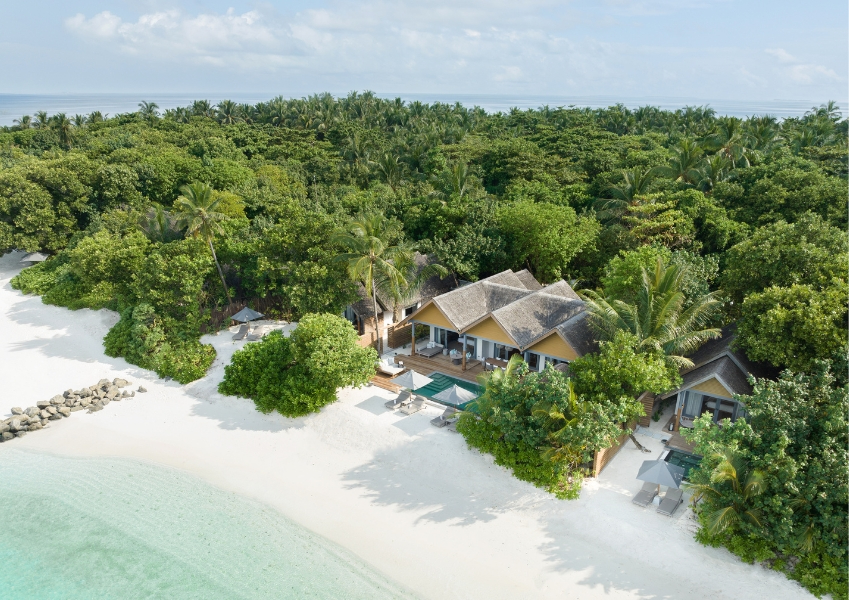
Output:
top-left (20, 252), bottom-right (48, 263)
top-left (392, 369), bottom-right (433, 391)
top-left (433, 384), bottom-right (478, 408)
top-left (636, 459), bottom-right (686, 492)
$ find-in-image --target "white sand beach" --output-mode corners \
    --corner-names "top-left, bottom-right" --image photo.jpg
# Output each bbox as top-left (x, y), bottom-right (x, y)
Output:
top-left (0, 252), bottom-right (813, 600)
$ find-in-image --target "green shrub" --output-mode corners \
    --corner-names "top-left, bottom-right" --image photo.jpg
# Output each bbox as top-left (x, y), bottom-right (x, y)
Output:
top-left (218, 314), bottom-right (377, 417)
top-left (455, 413), bottom-right (580, 500)
top-left (104, 304), bottom-right (215, 384)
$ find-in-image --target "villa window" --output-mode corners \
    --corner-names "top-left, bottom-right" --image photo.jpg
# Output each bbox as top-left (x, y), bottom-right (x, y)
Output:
top-left (403, 305), bottom-right (417, 318)
top-left (433, 327), bottom-right (448, 346)
top-left (526, 352), bottom-right (540, 370)
top-left (681, 390), bottom-right (745, 423)
top-left (494, 344), bottom-right (510, 360)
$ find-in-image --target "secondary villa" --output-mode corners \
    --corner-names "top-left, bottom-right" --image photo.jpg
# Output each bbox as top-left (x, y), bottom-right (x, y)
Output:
top-left (654, 325), bottom-right (776, 433)
top-left (394, 269), bottom-right (597, 380)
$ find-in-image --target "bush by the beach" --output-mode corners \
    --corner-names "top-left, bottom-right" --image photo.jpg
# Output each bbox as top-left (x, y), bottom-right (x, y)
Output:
top-left (219, 314), bottom-right (377, 417)
top-left (104, 304), bottom-right (216, 384)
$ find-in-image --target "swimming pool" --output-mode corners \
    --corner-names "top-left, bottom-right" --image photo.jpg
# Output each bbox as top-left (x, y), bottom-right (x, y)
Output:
top-left (664, 449), bottom-right (703, 480)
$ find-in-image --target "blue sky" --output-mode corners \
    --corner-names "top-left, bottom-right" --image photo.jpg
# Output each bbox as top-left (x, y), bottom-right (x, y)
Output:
top-left (1, 1), bottom-right (846, 101)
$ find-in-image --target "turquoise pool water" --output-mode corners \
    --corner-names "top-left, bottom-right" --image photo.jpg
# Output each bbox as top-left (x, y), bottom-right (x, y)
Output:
top-left (0, 450), bottom-right (416, 600)
top-left (664, 449), bottom-right (703, 480)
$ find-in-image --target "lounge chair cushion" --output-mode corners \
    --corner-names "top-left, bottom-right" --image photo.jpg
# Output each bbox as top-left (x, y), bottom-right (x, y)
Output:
top-left (632, 482), bottom-right (659, 507)
top-left (657, 488), bottom-right (685, 516)
top-left (399, 397), bottom-right (425, 415)
top-left (384, 391), bottom-right (412, 409)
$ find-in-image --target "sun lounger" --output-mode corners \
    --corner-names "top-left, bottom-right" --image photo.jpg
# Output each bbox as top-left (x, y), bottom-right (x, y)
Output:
top-left (232, 323), bottom-right (249, 340)
top-left (399, 397), bottom-right (425, 415)
top-left (657, 488), bottom-right (684, 516)
top-left (384, 391), bottom-right (412, 410)
top-left (377, 358), bottom-right (405, 376)
top-left (418, 345), bottom-right (443, 358)
top-left (632, 482), bottom-right (659, 507)
top-left (430, 407), bottom-right (458, 428)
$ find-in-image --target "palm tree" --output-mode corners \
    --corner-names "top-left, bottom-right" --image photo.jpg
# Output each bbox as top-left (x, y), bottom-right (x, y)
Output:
top-left (373, 153), bottom-right (404, 192)
top-left (696, 154), bottom-right (732, 193)
top-left (687, 450), bottom-right (764, 535)
top-left (174, 183), bottom-right (231, 304)
top-left (138, 206), bottom-right (183, 243)
top-left (597, 167), bottom-right (662, 222)
top-left (13, 115), bottom-right (31, 130)
top-left (659, 138), bottom-right (703, 185)
top-left (332, 212), bottom-right (410, 355)
top-left (216, 100), bottom-right (240, 125)
top-left (377, 253), bottom-right (447, 321)
top-left (138, 101), bottom-right (159, 122)
top-left (580, 258), bottom-right (722, 368)
top-left (706, 116), bottom-right (750, 168)
top-left (88, 111), bottom-right (106, 123)
top-left (471, 353), bottom-right (524, 413)
top-left (52, 113), bottom-right (75, 148)
top-left (72, 114), bottom-right (87, 128)
top-left (33, 111), bottom-right (49, 130)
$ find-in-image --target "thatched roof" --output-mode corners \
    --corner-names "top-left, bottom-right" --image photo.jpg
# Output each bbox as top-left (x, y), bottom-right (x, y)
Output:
top-left (404, 268), bottom-right (596, 357)
top-left (660, 324), bottom-right (778, 399)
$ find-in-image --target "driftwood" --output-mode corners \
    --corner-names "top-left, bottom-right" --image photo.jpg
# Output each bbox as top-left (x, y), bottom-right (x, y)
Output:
top-left (629, 434), bottom-right (652, 453)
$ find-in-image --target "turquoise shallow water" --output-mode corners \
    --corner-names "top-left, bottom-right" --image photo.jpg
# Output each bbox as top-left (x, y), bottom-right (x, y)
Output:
top-left (0, 449), bottom-right (416, 600)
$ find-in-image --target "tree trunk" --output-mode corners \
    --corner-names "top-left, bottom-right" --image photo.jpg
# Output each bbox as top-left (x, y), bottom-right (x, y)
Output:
top-left (208, 239), bottom-right (232, 305)
top-left (371, 275), bottom-right (383, 356)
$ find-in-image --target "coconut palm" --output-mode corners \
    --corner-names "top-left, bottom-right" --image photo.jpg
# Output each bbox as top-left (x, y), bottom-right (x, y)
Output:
top-left (373, 153), bottom-right (404, 192)
top-left (88, 111), bottom-right (106, 123)
top-left (138, 101), bottom-right (159, 122)
top-left (377, 252), bottom-right (447, 321)
top-left (138, 206), bottom-right (183, 243)
top-left (706, 116), bottom-right (751, 168)
top-left (52, 113), bottom-right (75, 148)
top-left (33, 111), bottom-right (49, 130)
top-left (696, 154), bottom-right (732, 193)
top-left (72, 114), bottom-right (87, 128)
top-left (659, 138), bottom-right (703, 185)
top-left (580, 258), bottom-right (722, 368)
top-left (174, 182), bottom-right (231, 303)
top-left (597, 167), bottom-right (663, 222)
top-left (13, 115), bottom-right (31, 130)
top-left (687, 450), bottom-right (764, 535)
top-left (216, 100), bottom-right (240, 125)
top-left (332, 212), bottom-right (410, 355)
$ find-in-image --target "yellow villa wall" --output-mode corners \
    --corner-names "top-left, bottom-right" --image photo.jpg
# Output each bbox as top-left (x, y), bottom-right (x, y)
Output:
top-left (691, 377), bottom-right (732, 398)
top-left (528, 332), bottom-right (578, 361)
top-left (411, 303), bottom-right (453, 329)
top-left (466, 317), bottom-right (516, 346)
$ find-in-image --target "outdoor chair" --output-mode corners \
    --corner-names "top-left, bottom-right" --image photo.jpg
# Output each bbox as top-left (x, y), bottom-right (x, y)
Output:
top-left (418, 345), bottom-right (443, 358)
top-left (377, 358), bottom-right (405, 376)
top-left (399, 397), bottom-right (425, 415)
top-left (430, 407), bottom-right (458, 428)
top-left (232, 323), bottom-right (250, 341)
top-left (385, 391), bottom-right (412, 410)
top-left (631, 482), bottom-right (659, 507)
top-left (657, 488), bottom-right (684, 516)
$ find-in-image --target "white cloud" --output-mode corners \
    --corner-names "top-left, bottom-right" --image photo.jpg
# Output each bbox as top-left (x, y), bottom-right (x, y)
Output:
top-left (765, 48), bottom-right (796, 63)
top-left (788, 64), bottom-right (840, 84)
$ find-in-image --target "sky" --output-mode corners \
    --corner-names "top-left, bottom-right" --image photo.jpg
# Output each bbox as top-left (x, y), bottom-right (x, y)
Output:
top-left (1, 0), bottom-right (846, 102)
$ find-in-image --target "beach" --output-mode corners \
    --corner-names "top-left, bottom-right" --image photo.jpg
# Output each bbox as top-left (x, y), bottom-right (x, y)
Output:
top-left (0, 252), bottom-right (814, 600)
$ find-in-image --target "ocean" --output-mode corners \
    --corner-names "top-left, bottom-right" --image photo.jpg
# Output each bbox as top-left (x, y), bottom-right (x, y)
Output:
top-left (0, 93), bottom-right (844, 126)
top-left (0, 449), bottom-right (416, 600)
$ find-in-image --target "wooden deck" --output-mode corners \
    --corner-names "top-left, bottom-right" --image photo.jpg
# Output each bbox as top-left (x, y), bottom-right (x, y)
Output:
top-left (663, 415), bottom-right (697, 453)
top-left (393, 353), bottom-right (485, 384)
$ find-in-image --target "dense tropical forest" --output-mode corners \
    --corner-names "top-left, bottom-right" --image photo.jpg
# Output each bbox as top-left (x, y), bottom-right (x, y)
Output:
top-left (1, 93), bottom-right (846, 596)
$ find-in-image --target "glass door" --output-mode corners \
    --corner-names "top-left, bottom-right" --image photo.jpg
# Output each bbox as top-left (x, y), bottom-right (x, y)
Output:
top-left (715, 399), bottom-right (736, 422)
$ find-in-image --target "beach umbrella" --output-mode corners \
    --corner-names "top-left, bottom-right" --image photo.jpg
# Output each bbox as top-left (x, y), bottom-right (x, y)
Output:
top-left (433, 384), bottom-right (478, 407)
top-left (20, 252), bottom-right (48, 263)
top-left (392, 369), bottom-right (433, 391)
top-left (230, 307), bottom-right (265, 323)
top-left (636, 459), bottom-right (685, 491)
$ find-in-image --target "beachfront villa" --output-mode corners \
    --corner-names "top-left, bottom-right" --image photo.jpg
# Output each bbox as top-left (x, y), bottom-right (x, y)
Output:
top-left (655, 325), bottom-right (775, 433)
top-left (394, 269), bottom-right (597, 380)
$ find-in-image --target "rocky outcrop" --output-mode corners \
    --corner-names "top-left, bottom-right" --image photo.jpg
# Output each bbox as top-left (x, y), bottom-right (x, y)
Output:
top-left (0, 377), bottom-right (137, 443)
